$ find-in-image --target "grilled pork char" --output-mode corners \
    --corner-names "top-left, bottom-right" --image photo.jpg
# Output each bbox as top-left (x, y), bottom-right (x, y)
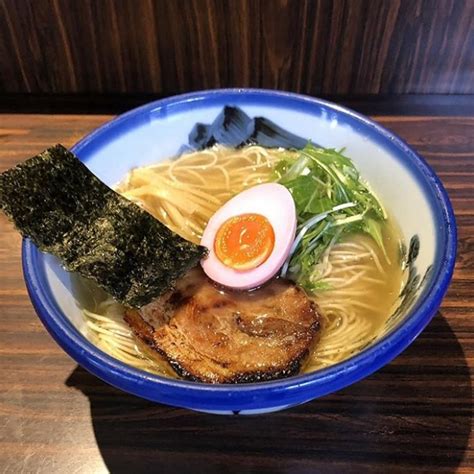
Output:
top-left (125, 269), bottom-right (321, 383)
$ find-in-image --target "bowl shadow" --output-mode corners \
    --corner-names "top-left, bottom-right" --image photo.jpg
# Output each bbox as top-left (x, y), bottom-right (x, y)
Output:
top-left (65, 312), bottom-right (471, 473)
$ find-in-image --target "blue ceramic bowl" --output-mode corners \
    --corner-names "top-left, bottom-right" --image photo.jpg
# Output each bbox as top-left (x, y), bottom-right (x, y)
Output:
top-left (22, 89), bottom-right (456, 414)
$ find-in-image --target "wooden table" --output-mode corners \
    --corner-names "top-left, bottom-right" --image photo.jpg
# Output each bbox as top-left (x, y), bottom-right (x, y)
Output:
top-left (0, 113), bottom-right (472, 473)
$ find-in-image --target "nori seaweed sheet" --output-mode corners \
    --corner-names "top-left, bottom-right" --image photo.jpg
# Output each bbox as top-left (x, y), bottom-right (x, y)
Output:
top-left (0, 145), bottom-right (207, 308)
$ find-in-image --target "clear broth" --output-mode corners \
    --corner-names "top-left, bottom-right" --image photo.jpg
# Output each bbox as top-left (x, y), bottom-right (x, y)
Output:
top-left (82, 146), bottom-right (405, 379)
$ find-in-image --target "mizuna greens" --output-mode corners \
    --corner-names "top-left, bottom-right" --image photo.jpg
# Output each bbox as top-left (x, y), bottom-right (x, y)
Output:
top-left (275, 143), bottom-right (387, 292)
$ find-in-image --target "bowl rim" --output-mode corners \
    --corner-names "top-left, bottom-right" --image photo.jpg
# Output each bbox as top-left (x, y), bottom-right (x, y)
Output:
top-left (22, 88), bottom-right (457, 408)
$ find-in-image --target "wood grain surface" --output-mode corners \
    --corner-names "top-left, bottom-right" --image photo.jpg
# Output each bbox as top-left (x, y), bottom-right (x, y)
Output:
top-left (0, 112), bottom-right (473, 473)
top-left (1, 0), bottom-right (473, 96)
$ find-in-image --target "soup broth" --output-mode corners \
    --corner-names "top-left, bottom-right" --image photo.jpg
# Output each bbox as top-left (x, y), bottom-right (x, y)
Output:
top-left (83, 146), bottom-right (405, 378)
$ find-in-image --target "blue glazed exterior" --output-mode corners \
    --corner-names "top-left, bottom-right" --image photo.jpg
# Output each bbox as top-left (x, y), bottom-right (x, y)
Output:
top-left (21, 89), bottom-right (457, 413)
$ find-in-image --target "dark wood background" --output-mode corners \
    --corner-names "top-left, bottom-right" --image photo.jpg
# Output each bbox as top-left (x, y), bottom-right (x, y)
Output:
top-left (1, 0), bottom-right (473, 97)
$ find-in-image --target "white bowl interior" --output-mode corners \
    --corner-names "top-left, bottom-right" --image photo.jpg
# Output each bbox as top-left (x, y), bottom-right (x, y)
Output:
top-left (40, 101), bottom-right (436, 343)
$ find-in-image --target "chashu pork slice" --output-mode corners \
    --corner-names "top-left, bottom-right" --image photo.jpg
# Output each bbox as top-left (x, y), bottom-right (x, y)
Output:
top-left (124, 268), bottom-right (321, 383)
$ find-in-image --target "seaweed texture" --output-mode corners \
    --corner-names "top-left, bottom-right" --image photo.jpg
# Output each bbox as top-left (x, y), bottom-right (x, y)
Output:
top-left (0, 145), bottom-right (207, 307)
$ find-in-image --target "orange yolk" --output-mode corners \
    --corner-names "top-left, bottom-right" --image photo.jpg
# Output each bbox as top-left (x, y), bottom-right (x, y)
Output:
top-left (214, 213), bottom-right (275, 271)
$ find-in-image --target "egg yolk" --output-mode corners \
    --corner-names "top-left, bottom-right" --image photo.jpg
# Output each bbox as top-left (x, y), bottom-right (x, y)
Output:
top-left (214, 213), bottom-right (275, 271)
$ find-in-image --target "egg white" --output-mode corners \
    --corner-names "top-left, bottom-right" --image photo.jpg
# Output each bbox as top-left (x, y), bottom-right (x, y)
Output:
top-left (200, 183), bottom-right (296, 289)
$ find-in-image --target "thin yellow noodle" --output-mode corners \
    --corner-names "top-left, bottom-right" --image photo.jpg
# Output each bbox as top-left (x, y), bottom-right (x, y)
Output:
top-left (157, 178), bottom-right (222, 204)
top-left (82, 145), bottom-right (404, 379)
top-left (176, 170), bottom-right (207, 185)
top-left (130, 182), bottom-right (219, 211)
top-left (159, 193), bottom-right (213, 219)
top-left (212, 166), bottom-right (231, 189)
top-left (171, 152), bottom-right (218, 169)
top-left (328, 267), bottom-right (370, 276)
top-left (161, 200), bottom-right (183, 228)
top-left (362, 276), bottom-right (386, 284)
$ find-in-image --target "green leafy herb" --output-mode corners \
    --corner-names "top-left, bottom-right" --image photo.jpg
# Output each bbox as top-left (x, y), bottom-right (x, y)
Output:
top-left (276, 143), bottom-right (387, 292)
top-left (0, 145), bottom-right (207, 307)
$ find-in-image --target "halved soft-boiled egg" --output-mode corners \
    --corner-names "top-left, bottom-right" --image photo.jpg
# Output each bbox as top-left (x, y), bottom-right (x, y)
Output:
top-left (201, 183), bottom-right (296, 290)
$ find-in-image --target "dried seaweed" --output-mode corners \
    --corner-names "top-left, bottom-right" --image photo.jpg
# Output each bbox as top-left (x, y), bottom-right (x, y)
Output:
top-left (0, 145), bottom-right (207, 307)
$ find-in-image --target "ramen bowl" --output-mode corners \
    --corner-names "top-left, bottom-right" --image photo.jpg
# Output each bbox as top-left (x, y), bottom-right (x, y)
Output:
top-left (22, 89), bottom-right (456, 414)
